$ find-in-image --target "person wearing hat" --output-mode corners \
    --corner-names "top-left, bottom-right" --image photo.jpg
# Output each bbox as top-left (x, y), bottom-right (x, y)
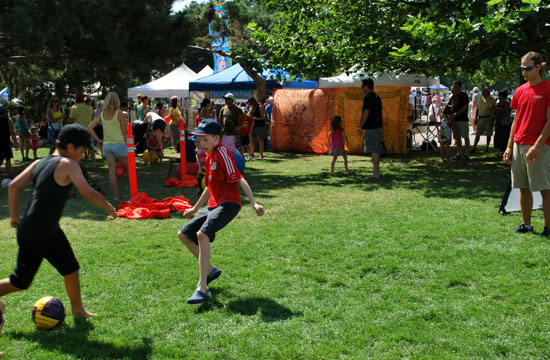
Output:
top-left (0, 124), bottom-right (117, 330)
top-left (70, 93), bottom-right (95, 166)
top-left (471, 87), bottom-right (496, 153)
top-left (178, 119), bottom-right (264, 304)
top-left (218, 93), bottom-right (243, 129)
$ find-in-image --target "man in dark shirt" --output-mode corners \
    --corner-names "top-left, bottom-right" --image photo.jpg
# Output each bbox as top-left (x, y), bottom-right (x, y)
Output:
top-left (358, 78), bottom-right (384, 179)
top-left (450, 80), bottom-right (471, 160)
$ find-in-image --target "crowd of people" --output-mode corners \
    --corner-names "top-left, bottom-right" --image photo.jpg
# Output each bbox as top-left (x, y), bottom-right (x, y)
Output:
top-left (409, 81), bottom-right (514, 164)
top-left (1, 51), bottom-right (550, 350)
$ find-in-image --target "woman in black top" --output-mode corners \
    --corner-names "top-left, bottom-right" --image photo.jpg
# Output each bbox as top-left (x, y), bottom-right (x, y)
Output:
top-left (247, 97), bottom-right (266, 160)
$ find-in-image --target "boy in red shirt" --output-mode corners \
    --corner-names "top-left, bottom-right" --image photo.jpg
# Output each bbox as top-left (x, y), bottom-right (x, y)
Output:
top-left (179, 119), bottom-right (264, 304)
top-left (504, 51), bottom-right (550, 236)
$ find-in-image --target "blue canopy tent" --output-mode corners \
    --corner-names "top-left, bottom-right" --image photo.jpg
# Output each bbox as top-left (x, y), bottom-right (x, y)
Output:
top-left (189, 64), bottom-right (318, 91)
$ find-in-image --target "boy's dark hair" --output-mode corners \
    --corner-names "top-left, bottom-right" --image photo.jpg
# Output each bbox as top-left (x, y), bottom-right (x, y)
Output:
top-left (331, 116), bottom-right (342, 131)
top-left (361, 78), bottom-right (374, 90)
top-left (223, 120), bottom-right (237, 136)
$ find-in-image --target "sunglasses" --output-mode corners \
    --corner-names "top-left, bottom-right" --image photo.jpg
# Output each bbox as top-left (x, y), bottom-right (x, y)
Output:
top-left (519, 65), bottom-right (538, 71)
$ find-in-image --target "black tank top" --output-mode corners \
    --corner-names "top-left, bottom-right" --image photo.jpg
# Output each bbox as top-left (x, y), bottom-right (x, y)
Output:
top-left (17, 155), bottom-right (73, 239)
top-left (253, 107), bottom-right (266, 128)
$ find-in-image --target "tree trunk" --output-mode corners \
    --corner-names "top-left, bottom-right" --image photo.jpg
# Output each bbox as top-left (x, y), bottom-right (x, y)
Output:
top-left (241, 64), bottom-right (266, 102)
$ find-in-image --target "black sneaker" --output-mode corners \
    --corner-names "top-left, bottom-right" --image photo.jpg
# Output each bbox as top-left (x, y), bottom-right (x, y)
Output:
top-left (540, 227), bottom-right (550, 237)
top-left (514, 224), bottom-right (533, 233)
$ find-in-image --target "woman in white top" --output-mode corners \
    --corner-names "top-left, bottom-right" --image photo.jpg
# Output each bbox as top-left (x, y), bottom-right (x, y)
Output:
top-left (88, 92), bottom-right (128, 202)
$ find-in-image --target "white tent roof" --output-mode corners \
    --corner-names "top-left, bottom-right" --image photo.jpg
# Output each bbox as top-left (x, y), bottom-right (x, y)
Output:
top-left (196, 65), bottom-right (214, 79)
top-left (319, 67), bottom-right (439, 88)
top-left (128, 64), bottom-right (198, 98)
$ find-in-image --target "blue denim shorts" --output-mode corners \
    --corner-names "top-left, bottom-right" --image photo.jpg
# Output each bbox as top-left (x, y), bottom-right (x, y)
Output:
top-left (103, 143), bottom-right (128, 158)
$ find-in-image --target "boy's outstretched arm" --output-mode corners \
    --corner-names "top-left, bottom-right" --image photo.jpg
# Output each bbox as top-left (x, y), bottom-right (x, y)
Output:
top-left (60, 159), bottom-right (117, 219)
top-left (238, 178), bottom-right (264, 216)
top-left (184, 186), bottom-right (210, 218)
top-left (8, 160), bottom-right (39, 228)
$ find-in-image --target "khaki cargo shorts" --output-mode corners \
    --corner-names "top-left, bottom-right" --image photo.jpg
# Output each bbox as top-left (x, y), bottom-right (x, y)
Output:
top-left (511, 143), bottom-right (550, 191)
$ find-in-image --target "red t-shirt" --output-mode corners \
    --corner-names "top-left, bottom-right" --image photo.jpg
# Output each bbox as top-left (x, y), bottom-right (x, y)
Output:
top-left (511, 80), bottom-right (550, 146)
top-left (205, 143), bottom-right (243, 207)
top-left (238, 114), bottom-right (253, 136)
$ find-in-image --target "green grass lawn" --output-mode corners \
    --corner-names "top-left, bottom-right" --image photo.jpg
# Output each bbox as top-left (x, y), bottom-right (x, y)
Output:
top-left (1, 146), bottom-right (549, 359)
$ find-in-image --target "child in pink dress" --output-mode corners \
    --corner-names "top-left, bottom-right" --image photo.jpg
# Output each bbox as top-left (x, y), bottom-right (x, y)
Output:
top-left (329, 116), bottom-right (351, 173)
top-left (221, 120), bottom-right (239, 154)
top-left (30, 127), bottom-right (40, 160)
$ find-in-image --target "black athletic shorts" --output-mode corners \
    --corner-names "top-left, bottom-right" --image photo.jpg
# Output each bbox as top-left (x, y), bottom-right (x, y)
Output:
top-left (180, 201), bottom-right (241, 245)
top-left (10, 227), bottom-right (80, 289)
top-left (240, 135), bottom-right (250, 147)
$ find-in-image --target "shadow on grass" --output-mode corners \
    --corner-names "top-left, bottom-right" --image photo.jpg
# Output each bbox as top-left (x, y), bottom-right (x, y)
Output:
top-left (8, 317), bottom-right (153, 359)
top-left (225, 297), bottom-right (302, 322)
top-left (243, 149), bottom-right (510, 202)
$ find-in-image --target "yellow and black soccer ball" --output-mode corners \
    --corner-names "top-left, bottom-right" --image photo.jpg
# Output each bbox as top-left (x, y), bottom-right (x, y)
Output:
top-left (32, 296), bottom-right (66, 330)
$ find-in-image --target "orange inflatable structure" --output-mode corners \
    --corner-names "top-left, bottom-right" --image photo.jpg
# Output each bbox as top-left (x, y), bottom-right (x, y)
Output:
top-left (270, 86), bottom-right (410, 154)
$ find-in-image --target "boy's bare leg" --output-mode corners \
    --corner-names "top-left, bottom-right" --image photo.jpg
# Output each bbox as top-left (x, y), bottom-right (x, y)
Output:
top-left (0, 298), bottom-right (6, 335)
top-left (64, 270), bottom-right (95, 318)
top-left (178, 232), bottom-right (214, 275)
top-left (197, 232), bottom-right (210, 293)
top-left (0, 300), bottom-right (3, 355)
top-left (0, 278), bottom-right (22, 297)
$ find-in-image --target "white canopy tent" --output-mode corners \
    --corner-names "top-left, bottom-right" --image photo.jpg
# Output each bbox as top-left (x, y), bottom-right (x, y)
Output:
top-left (196, 65), bottom-right (214, 79)
top-left (319, 67), bottom-right (440, 88)
top-left (127, 63), bottom-right (205, 99)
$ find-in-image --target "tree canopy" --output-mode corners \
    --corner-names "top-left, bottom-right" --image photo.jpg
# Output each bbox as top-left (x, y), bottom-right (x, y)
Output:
top-left (245, 0), bottom-right (549, 86)
top-left (0, 0), bottom-right (194, 121)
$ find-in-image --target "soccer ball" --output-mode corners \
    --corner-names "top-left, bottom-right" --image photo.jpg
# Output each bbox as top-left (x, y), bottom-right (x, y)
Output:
top-left (1, 178), bottom-right (10, 189)
top-left (32, 296), bottom-right (66, 330)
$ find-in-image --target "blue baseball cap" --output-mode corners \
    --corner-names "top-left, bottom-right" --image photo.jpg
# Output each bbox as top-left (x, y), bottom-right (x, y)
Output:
top-left (192, 119), bottom-right (222, 137)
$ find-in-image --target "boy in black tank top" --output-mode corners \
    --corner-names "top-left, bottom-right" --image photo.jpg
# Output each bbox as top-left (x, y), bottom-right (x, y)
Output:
top-left (0, 124), bottom-right (117, 336)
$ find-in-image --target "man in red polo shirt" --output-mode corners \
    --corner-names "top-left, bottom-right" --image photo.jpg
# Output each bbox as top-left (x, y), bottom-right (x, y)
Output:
top-left (178, 119), bottom-right (265, 304)
top-left (504, 51), bottom-right (550, 236)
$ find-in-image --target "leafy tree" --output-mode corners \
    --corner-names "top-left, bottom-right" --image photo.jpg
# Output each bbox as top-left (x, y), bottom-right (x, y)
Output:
top-left (0, 0), bottom-right (194, 123)
top-left (187, 0), bottom-right (277, 99)
top-left (246, 0), bottom-right (549, 87)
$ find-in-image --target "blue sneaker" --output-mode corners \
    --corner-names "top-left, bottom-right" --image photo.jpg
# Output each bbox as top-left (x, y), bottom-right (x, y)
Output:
top-left (207, 266), bottom-right (222, 285)
top-left (187, 289), bottom-right (210, 304)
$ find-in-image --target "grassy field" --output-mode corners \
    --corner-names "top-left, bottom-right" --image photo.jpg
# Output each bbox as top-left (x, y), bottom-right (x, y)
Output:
top-left (1, 146), bottom-right (549, 359)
